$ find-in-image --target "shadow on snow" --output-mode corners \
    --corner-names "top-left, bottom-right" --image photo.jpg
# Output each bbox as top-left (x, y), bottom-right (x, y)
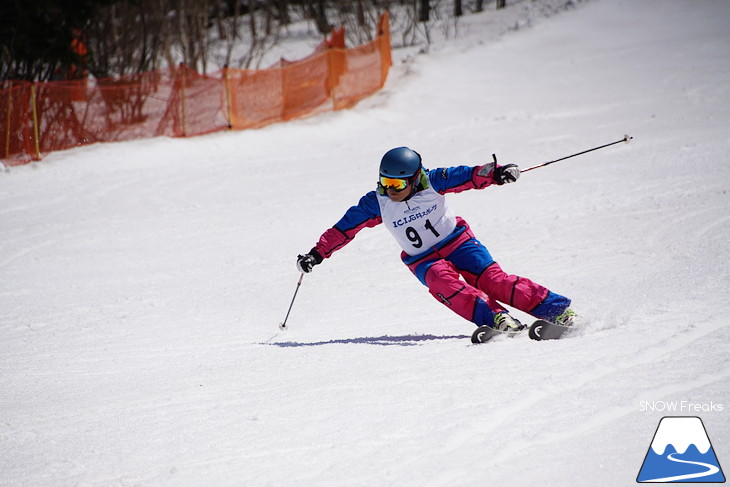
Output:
top-left (265, 334), bottom-right (470, 347)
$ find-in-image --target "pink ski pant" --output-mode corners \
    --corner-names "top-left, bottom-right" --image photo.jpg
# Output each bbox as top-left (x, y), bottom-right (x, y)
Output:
top-left (401, 220), bottom-right (568, 327)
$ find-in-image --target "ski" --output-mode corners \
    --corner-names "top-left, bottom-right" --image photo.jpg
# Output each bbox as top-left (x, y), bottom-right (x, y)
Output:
top-left (528, 319), bottom-right (571, 341)
top-left (470, 325), bottom-right (523, 344)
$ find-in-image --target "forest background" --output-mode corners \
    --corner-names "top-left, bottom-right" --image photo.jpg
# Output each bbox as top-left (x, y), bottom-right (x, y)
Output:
top-left (1, 0), bottom-right (506, 82)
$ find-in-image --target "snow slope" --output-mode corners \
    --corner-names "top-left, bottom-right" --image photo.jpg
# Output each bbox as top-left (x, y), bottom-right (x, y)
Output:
top-left (1, 0), bottom-right (729, 485)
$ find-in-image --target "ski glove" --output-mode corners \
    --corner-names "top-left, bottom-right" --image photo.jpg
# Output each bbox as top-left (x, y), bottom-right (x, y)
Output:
top-left (493, 164), bottom-right (520, 185)
top-left (296, 249), bottom-right (323, 273)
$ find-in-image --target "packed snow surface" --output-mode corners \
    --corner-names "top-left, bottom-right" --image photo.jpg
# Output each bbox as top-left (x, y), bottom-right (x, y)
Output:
top-left (1, 0), bottom-right (729, 485)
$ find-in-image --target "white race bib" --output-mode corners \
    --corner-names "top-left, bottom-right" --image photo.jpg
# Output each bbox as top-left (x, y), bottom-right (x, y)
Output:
top-left (378, 186), bottom-right (456, 256)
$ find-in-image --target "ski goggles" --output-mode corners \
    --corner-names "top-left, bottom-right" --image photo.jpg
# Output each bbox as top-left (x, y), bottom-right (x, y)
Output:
top-left (379, 175), bottom-right (410, 192)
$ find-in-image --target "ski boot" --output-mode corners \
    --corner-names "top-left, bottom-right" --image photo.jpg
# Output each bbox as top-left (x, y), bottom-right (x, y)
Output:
top-left (471, 313), bottom-right (524, 344)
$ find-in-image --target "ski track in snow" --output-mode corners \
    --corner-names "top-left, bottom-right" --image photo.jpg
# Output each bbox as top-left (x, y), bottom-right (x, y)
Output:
top-left (2, 0), bottom-right (730, 485)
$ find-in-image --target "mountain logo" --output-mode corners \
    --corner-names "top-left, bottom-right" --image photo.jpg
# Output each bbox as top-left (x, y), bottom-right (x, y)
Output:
top-left (637, 416), bottom-right (725, 483)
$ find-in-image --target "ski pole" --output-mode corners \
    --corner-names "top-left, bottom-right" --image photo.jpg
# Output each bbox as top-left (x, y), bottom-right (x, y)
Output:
top-left (279, 272), bottom-right (304, 330)
top-left (520, 134), bottom-right (633, 173)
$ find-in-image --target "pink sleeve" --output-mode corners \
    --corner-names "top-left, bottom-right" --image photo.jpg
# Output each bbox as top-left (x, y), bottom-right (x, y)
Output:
top-left (313, 216), bottom-right (382, 258)
top-left (312, 191), bottom-right (383, 258)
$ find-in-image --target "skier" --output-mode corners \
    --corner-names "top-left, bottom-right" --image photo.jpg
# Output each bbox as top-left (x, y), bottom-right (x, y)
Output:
top-left (296, 147), bottom-right (575, 332)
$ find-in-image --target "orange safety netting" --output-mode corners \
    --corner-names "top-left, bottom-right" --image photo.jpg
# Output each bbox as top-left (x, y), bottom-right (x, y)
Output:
top-left (1, 13), bottom-right (391, 167)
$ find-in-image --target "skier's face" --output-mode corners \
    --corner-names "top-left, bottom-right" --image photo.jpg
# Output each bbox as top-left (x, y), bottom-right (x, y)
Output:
top-left (386, 181), bottom-right (412, 202)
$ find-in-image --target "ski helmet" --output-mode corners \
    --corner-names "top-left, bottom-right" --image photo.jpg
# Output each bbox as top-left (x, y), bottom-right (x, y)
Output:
top-left (379, 147), bottom-right (422, 178)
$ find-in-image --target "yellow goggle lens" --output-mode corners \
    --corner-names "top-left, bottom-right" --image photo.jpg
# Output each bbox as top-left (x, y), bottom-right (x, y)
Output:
top-left (379, 176), bottom-right (409, 191)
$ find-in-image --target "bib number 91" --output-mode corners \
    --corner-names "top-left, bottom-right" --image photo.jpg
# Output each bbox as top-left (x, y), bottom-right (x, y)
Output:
top-left (405, 219), bottom-right (440, 248)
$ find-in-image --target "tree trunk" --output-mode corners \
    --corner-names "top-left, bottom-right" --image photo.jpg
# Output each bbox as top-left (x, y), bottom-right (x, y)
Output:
top-left (275, 0), bottom-right (290, 25)
top-left (418, 0), bottom-right (430, 22)
top-left (356, 0), bottom-right (366, 27)
top-left (307, 0), bottom-right (331, 35)
top-left (454, 0), bottom-right (463, 17)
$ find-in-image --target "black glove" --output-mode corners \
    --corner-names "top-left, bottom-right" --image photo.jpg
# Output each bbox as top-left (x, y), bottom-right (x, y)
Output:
top-left (296, 249), bottom-right (323, 273)
top-left (493, 164), bottom-right (520, 185)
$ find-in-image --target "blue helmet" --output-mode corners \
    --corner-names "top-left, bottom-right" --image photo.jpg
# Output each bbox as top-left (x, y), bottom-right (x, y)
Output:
top-left (379, 147), bottom-right (422, 178)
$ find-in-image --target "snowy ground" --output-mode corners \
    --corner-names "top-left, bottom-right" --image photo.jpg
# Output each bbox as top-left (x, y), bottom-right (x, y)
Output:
top-left (2, 0), bottom-right (729, 485)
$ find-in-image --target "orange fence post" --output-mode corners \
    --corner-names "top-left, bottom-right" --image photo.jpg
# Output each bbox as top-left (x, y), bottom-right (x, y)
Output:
top-left (327, 48), bottom-right (336, 107)
top-left (281, 64), bottom-right (288, 121)
top-left (4, 82), bottom-right (11, 159)
top-left (224, 66), bottom-right (233, 129)
top-left (326, 26), bottom-right (345, 109)
top-left (179, 64), bottom-right (188, 137)
top-left (30, 83), bottom-right (41, 160)
top-left (379, 11), bottom-right (392, 87)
